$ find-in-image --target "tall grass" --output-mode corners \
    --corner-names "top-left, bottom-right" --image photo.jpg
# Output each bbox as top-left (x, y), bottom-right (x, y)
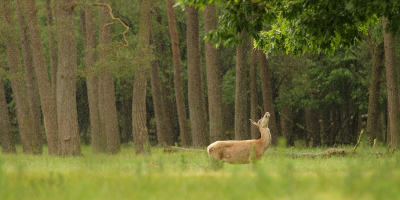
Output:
top-left (1, 145), bottom-right (399, 200)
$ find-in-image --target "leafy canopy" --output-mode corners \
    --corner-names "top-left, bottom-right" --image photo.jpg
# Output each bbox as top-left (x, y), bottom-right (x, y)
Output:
top-left (181, 0), bottom-right (400, 55)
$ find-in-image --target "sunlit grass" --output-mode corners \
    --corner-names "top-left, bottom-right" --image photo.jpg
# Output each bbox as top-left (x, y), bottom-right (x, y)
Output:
top-left (1, 144), bottom-right (399, 200)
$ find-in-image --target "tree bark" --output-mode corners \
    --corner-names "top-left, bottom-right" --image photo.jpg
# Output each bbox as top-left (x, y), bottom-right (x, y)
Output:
top-left (0, 77), bottom-right (17, 154)
top-left (258, 50), bottom-right (279, 145)
top-left (150, 27), bottom-right (174, 146)
top-left (366, 34), bottom-right (384, 145)
top-left (25, 0), bottom-right (59, 154)
top-left (82, 1), bottom-right (103, 153)
top-left (235, 32), bottom-right (249, 140)
top-left (1, 0), bottom-right (41, 154)
top-left (14, 0), bottom-right (43, 152)
top-left (250, 39), bottom-right (260, 139)
top-left (382, 16), bottom-right (400, 149)
top-left (45, 0), bottom-right (57, 106)
top-left (98, 0), bottom-right (120, 154)
top-left (55, 0), bottom-right (82, 156)
top-left (187, 6), bottom-right (209, 147)
top-left (166, 0), bottom-right (191, 146)
top-left (204, 4), bottom-right (224, 143)
top-left (132, 0), bottom-right (154, 154)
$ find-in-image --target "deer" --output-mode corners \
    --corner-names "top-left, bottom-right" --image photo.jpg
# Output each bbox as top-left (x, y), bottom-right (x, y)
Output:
top-left (207, 112), bottom-right (271, 164)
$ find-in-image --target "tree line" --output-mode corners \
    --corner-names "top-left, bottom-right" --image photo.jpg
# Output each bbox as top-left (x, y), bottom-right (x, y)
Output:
top-left (0, 0), bottom-right (397, 156)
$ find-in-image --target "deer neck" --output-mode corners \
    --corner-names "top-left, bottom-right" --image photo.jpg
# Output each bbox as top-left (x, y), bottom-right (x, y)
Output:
top-left (258, 127), bottom-right (271, 150)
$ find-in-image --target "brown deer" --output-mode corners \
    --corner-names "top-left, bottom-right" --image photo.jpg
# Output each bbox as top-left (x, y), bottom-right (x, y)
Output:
top-left (207, 112), bottom-right (271, 164)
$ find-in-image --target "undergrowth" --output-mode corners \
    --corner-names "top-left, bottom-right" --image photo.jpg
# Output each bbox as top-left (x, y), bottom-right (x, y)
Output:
top-left (0, 145), bottom-right (399, 200)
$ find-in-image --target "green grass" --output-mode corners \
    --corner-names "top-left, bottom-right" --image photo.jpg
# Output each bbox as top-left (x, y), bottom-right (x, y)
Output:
top-left (1, 145), bottom-right (400, 200)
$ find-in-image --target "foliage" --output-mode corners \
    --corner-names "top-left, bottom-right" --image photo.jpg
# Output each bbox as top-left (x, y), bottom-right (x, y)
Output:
top-left (1, 145), bottom-right (400, 199)
top-left (286, 48), bottom-right (369, 113)
top-left (182, 0), bottom-right (396, 55)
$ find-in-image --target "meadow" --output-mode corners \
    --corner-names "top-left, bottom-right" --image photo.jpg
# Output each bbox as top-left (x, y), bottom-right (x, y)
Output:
top-left (1, 144), bottom-right (399, 200)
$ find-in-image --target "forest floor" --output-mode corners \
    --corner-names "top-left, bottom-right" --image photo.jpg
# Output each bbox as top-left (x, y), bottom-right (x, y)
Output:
top-left (1, 144), bottom-right (399, 200)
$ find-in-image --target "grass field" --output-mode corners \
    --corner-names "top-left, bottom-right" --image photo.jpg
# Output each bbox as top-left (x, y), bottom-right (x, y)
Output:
top-left (1, 145), bottom-right (399, 200)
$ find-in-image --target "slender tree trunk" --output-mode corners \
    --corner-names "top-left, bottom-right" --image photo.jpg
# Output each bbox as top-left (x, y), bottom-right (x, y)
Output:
top-left (45, 0), bottom-right (57, 105)
top-left (166, 0), bottom-right (191, 146)
top-left (55, 0), bottom-right (81, 156)
top-left (204, 4), bottom-right (223, 143)
top-left (98, 0), bottom-right (120, 154)
top-left (1, 0), bottom-right (40, 154)
top-left (95, 0), bottom-right (111, 153)
top-left (250, 39), bottom-right (260, 139)
top-left (132, 0), bottom-right (154, 154)
top-left (82, 1), bottom-right (102, 153)
top-left (25, 0), bottom-right (59, 154)
top-left (366, 34), bottom-right (384, 145)
top-left (235, 32), bottom-right (249, 140)
top-left (15, 0), bottom-right (43, 152)
top-left (150, 27), bottom-right (174, 146)
top-left (0, 77), bottom-right (17, 154)
top-left (382, 17), bottom-right (400, 149)
top-left (187, 6), bottom-right (209, 147)
top-left (258, 50), bottom-right (279, 145)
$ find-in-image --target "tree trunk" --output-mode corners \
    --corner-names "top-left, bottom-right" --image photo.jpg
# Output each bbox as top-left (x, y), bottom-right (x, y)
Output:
top-left (132, 0), bottom-right (154, 154)
top-left (204, 4), bottom-right (224, 143)
top-left (15, 0), bottom-right (43, 152)
top-left (0, 77), bottom-right (17, 154)
top-left (45, 0), bottom-right (57, 106)
top-left (235, 32), bottom-right (249, 140)
top-left (187, 6), bottom-right (209, 147)
top-left (120, 80), bottom-right (132, 144)
top-left (150, 27), bottom-right (174, 146)
top-left (258, 50), bottom-right (279, 145)
top-left (166, 0), bottom-right (191, 146)
top-left (1, 0), bottom-right (41, 154)
top-left (82, 1), bottom-right (102, 153)
top-left (25, 0), bottom-right (59, 155)
top-left (98, 0), bottom-right (120, 154)
top-left (55, 0), bottom-right (82, 156)
top-left (250, 39), bottom-right (260, 139)
top-left (382, 17), bottom-right (400, 149)
top-left (366, 34), bottom-right (384, 145)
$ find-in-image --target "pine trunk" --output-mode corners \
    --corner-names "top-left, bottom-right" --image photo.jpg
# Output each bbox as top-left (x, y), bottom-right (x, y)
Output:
top-left (150, 28), bottom-right (174, 146)
top-left (45, 0), bottom-right (58, 105)
top-left (132, 0), bottom-right (153, 154)
top-left (250, 39), bottom-right (260, 139)
top-left (234, 32), bottom-right (249, 140)
top-left (187, 6), bottom-right (209, 147)
top-left (258, 50), bottom-right (279, 145)
top-left (98, 0), bottom-right (120, 154)
top-left (83, 1), bottom-right (102, 153)
top-left (366, 35), bottom-right (384, 145)
top-left (382, 17), bottom-right (400, 149)
top-left (166, 0), bottom-right (191, 146)
top-left (25, 0), bottom-right (59, 154)
top-left (1, 0), bottom-right (40, 154)
top-left (15, 0), bottom-right (43, 152)
top-left (204, 4), bottom-right (224, 143)
top-left (55, 0), bottom-right (82, 156)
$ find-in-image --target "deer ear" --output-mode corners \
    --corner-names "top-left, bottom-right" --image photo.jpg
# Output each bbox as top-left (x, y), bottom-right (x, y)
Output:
top-left (249, 119), bottom-right (259, 127)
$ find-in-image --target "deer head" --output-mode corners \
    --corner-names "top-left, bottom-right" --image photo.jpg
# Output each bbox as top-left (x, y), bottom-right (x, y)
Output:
top-left (250, 112), bottom-right (270, 129)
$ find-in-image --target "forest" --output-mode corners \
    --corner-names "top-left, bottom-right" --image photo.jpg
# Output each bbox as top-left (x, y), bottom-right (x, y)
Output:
top-left (0, 0), bottom-right (399, 156)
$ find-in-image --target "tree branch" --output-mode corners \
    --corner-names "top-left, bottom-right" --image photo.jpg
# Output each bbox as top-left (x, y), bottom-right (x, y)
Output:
top-left (93, 3), bottom-right (130, 47)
